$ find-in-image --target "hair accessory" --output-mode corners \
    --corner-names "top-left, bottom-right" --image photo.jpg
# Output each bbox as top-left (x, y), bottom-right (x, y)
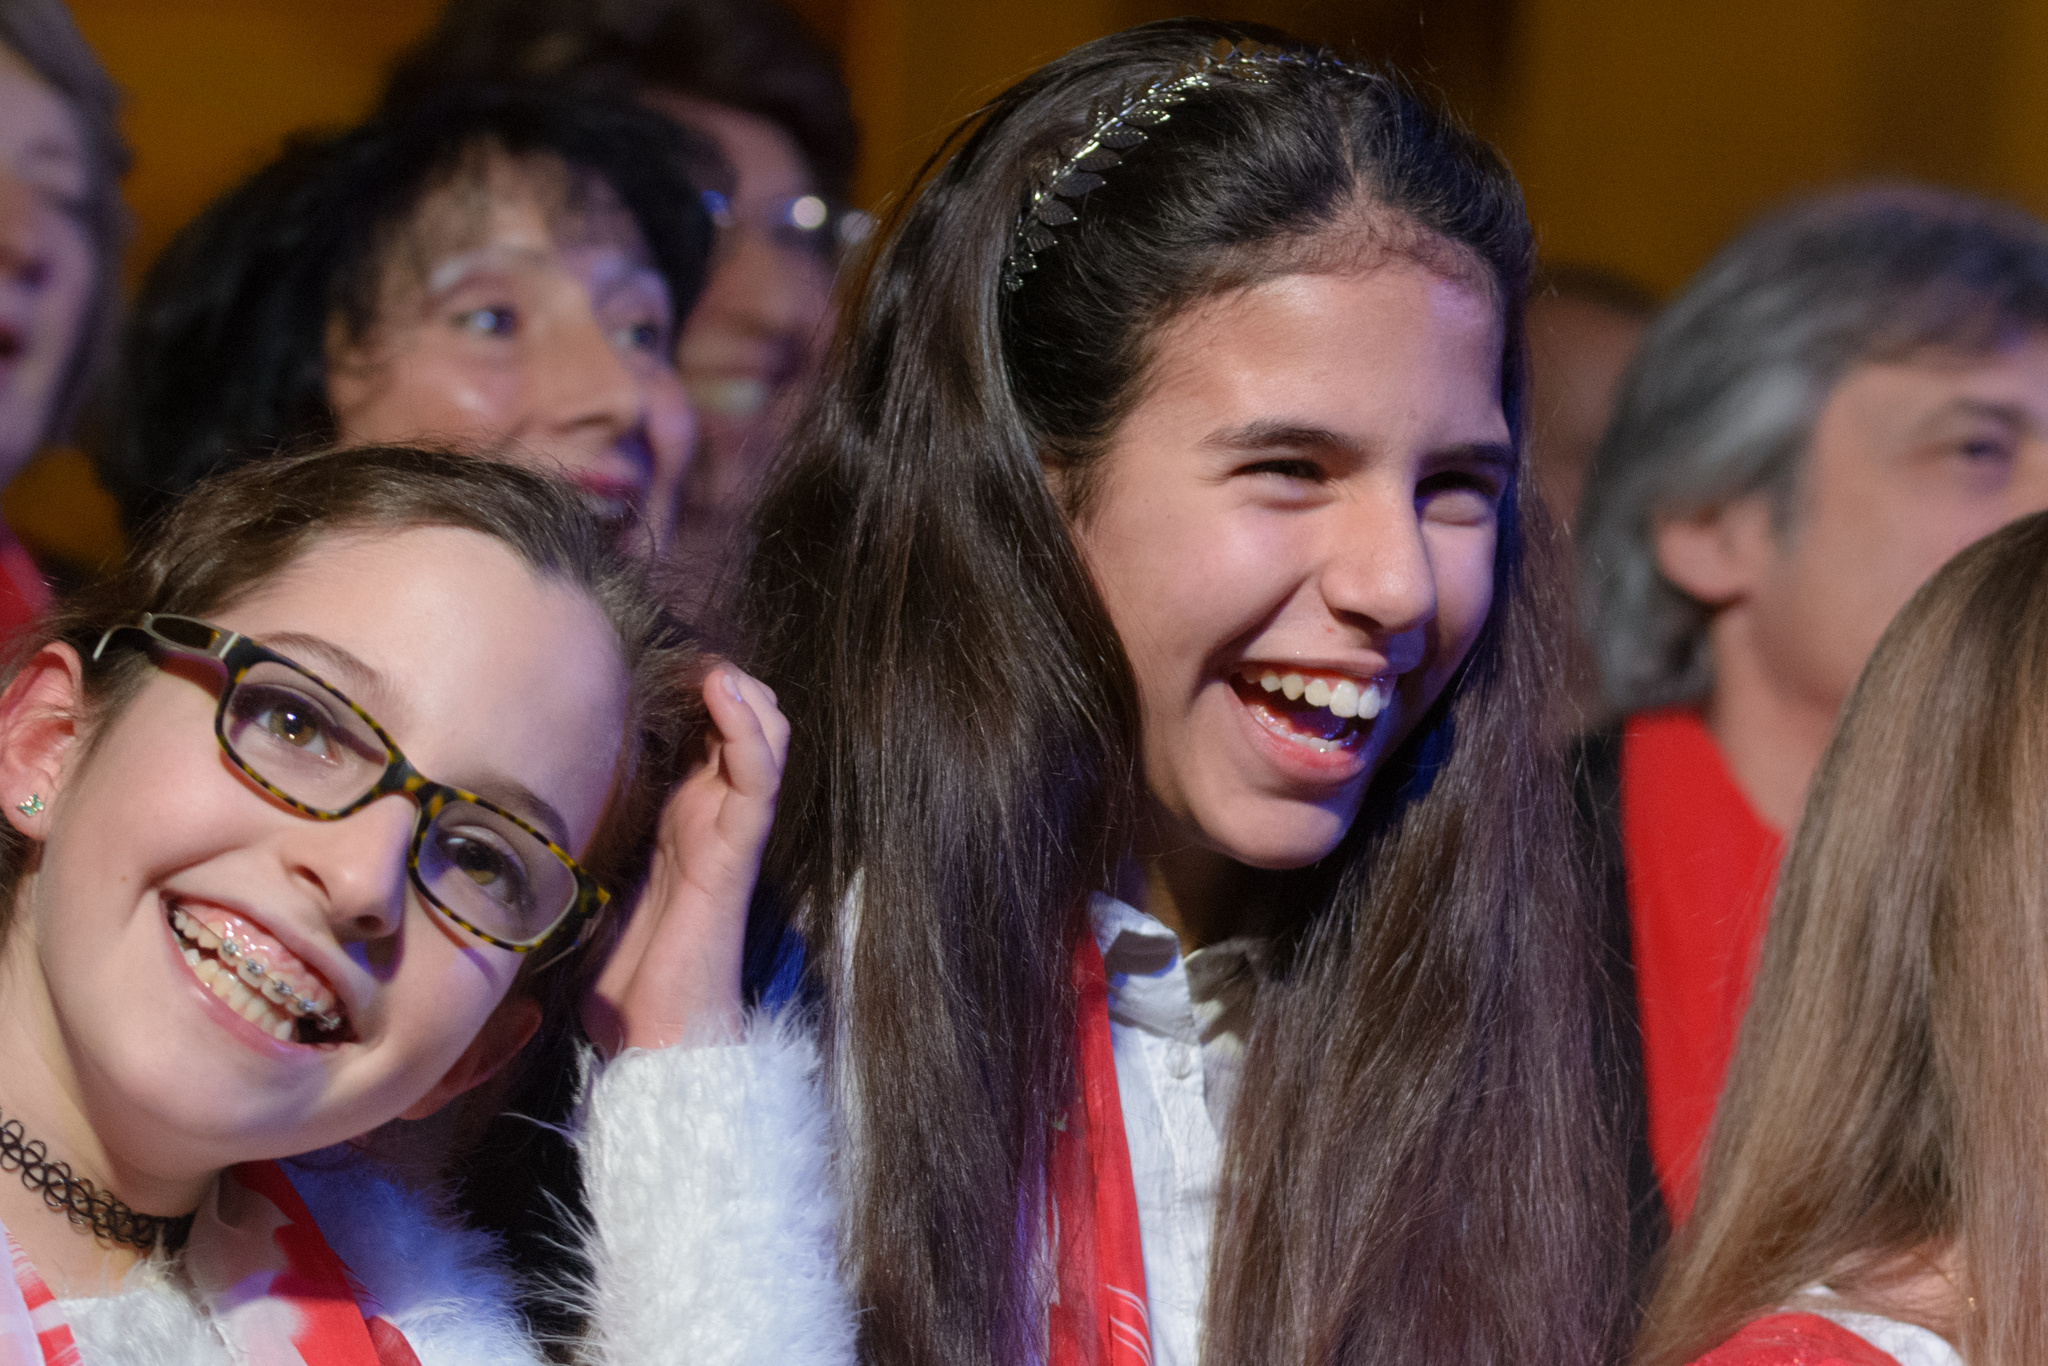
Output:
top-left (1, 1105), bottom-right (194, 1252)
top-left (1002, 38), bottom-right (1297, 293)
top-left (15, 794), bottom-right (42, 816)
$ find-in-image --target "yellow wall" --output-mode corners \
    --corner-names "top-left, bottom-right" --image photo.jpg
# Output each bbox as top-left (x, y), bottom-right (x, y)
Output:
top-left (19, 0), bottom-right (2048, 569)
top-left (1497, 0), bottom-right (2048, 294)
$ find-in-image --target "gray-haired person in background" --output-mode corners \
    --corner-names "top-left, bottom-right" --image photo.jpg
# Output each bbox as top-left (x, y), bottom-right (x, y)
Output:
top-left (0, 0), bottom-right (125, 638)
top-left (1575, 183), bottom-right (2048, 1285)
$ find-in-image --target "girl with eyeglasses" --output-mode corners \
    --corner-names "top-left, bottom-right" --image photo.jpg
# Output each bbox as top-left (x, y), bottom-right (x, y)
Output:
top-left (0, 445), bottom-right (851, 1365)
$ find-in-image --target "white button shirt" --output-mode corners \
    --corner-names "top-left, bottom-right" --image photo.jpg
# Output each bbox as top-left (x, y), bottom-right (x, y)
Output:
top-left (1088, 893), bottom-right (1263, 1366)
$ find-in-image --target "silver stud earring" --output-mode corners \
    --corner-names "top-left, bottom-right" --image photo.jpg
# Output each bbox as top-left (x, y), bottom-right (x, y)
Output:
top-left (15, 794), bottom-right (43, 816)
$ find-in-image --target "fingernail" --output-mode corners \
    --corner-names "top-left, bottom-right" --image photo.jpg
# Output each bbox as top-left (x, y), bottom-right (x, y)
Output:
top-left (724, 672), bottom-right (744, 701)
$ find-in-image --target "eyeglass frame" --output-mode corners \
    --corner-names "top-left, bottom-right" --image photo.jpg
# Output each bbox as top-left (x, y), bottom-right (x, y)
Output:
top-left (699, 188), bottom-right (872, 263)
top-left (89, 612), bottom-right (610, 955)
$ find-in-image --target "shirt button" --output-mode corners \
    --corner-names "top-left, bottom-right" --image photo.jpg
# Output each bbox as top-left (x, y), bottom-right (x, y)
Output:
top-left (1168, 1044), bottom-right (1195, 1080)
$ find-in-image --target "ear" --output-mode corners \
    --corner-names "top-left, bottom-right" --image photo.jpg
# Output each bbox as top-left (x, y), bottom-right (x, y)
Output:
top-left (0, 644), bottom-right (86, 842)
top-left (1651, 492), bottom-right (1781, 608)
top-left (398, 992), bottom-right (544, 1121)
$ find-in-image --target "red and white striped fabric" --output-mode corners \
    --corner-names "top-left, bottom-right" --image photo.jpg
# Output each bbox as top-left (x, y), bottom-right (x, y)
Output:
top-left (0, 1162), bottom-right (418, 1366)
top-left (2, 1228), bottom-right (79, 1366)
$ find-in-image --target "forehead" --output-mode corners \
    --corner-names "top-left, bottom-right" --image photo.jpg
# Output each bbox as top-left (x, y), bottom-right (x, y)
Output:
top-left (0, 43), bottom-right (85, 168)
top-left (208, 526), bottom-right (631, 845)
top-left (381, 145), bottom-right (653, 287)
top-left (646, 92), bottom-right (812, 201)
top-left (1139, 263), bottom-right (1506, 415)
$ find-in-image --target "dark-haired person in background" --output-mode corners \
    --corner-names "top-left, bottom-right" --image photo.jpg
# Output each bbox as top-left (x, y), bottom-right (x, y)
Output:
top-left (0, 0), bottom-right (126, 639)
top-left (388, 0), bottom-right (860, 594)
top-left (98, 83), bottom-right (713, 549)
top-left (1575, 185), bottom-right (2048, 1266)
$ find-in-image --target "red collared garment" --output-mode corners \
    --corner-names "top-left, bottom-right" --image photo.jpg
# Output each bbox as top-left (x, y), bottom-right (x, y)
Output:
top-left (1689, 1313), bottom-right (1903, 1366)
top-left (1621, 707), bottom-right (1785, 1219)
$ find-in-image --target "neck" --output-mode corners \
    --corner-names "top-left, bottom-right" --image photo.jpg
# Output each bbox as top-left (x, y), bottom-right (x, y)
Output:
top-left (1122, 807), bottom-right (1267, 954)
top-left (0, 922), bottom-right (211, 1295)
top-left (1699, 607), bottom-right (1839, 833)
top-left (1831, 1242), bottom-right (1971, 1345)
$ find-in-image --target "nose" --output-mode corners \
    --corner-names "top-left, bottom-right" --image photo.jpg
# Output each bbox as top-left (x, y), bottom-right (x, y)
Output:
top-left (1319, 483), bottom-right (1440, 643)
top-left (284, 794), bottom-right (416, 942)
top-left (0, 170), bottom-right (49, 288)
top-left (713, 229), bottom-right (820, 338)
top-left (526, 298), bottom-right (645, 449)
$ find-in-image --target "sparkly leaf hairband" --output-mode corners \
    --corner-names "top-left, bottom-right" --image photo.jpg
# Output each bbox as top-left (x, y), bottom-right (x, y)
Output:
top-left (1001, 38), bottom-right (1308, 293)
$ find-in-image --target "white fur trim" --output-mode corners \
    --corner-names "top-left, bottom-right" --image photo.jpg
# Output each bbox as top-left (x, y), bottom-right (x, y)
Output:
top-left (284, 1154), bottom-right (544, 1366)
top-left (574, 1013), bottom-right (854, 1366)
top-left (63, 1272), bottom-right (223, 1366)
top-left (59, 1160), bottom-right (540, 1366)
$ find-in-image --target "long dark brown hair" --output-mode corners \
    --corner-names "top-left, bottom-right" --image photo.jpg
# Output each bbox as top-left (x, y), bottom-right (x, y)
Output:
top-left (731, 20), bottom-right (1624, 1365)
top-left (1636, 511), bottom-right (2048, 1365)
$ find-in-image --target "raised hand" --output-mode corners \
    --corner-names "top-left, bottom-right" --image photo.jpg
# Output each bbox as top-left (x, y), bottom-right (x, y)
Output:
top-left (586, 666), bottom-right (789, 1053)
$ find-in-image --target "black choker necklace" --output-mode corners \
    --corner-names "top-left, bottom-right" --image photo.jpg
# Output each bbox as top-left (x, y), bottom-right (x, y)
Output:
top-left (0, 1107), bottom-right (194, 1252)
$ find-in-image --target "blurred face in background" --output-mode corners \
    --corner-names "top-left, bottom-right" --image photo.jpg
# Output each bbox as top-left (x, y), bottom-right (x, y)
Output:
top-left (0, 42), bottom-right (95, 482)
top-left (326, 147), bottom-right (695, 548)
top-left (647, 92), bottom-right (837, 571)
top-left (1524, 290), bottom-right (1650, 532)
top-left (1664, 333), bottom-right (2048, 737)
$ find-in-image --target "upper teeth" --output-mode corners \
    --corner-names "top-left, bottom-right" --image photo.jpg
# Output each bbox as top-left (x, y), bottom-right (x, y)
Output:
top-left (1246, 667), bottom-right (1391, 719)
top-left (169, 907), bottom-right (344, 1036)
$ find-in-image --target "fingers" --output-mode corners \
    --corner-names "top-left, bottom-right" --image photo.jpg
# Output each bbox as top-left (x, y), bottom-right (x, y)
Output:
top-left (700, 666), bottom-right (789, 799)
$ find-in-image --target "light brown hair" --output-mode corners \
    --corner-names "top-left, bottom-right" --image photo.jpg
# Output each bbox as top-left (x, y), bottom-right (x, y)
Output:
top-left (1637, 509), bottom-right (2048, 1365)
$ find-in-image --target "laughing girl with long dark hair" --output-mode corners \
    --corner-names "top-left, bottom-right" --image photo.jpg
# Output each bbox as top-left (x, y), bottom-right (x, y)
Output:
top-left (730, 19), bottom-right (1628, 1366)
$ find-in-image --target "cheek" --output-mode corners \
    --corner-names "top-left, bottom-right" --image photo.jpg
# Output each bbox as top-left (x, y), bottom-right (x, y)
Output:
top-left (33, 224), bottom-right (95, 348)
top-left (1428, 521), bottom-right (1498, 674)
top-left (383, 922), bottom-right (518, 1065)
top-left (643, 372), bottom-right (697, 475)
top-left (331, 336), bottom-right (520, 441)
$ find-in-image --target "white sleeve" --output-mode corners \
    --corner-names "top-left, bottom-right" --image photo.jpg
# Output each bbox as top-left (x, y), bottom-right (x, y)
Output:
top-left (574, 1014), bottom-right (855, 1366)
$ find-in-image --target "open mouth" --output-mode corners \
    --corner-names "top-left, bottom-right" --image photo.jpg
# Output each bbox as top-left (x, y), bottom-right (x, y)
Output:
top-left (167, 902), bottom-right (351, 1045)
top-left (1230, 665), bottom-right (1394, 754)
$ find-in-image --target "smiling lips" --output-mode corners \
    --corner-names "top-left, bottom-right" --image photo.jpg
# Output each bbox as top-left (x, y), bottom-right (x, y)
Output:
top-left (167, 901), bottom-right (349, 1044)
top-left (1232, 664), bottom-right (1395, 753)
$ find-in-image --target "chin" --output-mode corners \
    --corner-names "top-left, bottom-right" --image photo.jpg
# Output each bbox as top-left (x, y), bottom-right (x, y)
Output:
top-left (1205, 800), bottom-right (1357, 871)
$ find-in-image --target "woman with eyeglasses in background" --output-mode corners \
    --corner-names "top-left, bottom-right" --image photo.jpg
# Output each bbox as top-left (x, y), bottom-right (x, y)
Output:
top-left (386, 0), bottom-right (863, 600)
top-left (0, 445), bottom-right (849, 1365)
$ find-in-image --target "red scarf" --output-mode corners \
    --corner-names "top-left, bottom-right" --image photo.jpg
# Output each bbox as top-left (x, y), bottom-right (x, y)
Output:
top-left (0, 1161), bottom-right (420, 1366)
top-left (1621, 708), bottom-right (1785, 1219)
top-left (1048, 935), bottom-right (1153, 1366)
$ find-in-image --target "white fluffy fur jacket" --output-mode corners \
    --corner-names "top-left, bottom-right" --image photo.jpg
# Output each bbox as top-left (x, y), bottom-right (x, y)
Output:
top-left (56, 1014), bottom-right (853, 1366)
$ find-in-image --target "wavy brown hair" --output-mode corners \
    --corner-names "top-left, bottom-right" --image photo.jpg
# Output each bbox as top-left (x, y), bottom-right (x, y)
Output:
top-left (731, 19), bottom-right (1625, 1366)
top-left (1636, 510), bottom-right (2048, 1365)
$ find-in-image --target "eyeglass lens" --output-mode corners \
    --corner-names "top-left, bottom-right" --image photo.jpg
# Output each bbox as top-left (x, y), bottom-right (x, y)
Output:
top-left (221, 661), bottom-right (577, 944)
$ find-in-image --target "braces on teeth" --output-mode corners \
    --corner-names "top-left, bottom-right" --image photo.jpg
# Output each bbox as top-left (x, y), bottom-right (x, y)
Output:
top-left (169, 907), bottom-right (344, 1035)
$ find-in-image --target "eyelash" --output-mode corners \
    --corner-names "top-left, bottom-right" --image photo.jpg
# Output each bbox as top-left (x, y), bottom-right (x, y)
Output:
top-left (1420, 469), bottom-right (1506, 498)
top-left (1241, 458), bottom-right (1325, 482)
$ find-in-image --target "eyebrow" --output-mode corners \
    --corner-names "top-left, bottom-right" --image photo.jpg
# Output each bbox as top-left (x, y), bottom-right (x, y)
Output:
top-left (256, 630), bottom-right (572, 845)
top-left (1917, 397), bottom-right (2033, 431)
top-left (1204, 420), bottom-right (1518, 471)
